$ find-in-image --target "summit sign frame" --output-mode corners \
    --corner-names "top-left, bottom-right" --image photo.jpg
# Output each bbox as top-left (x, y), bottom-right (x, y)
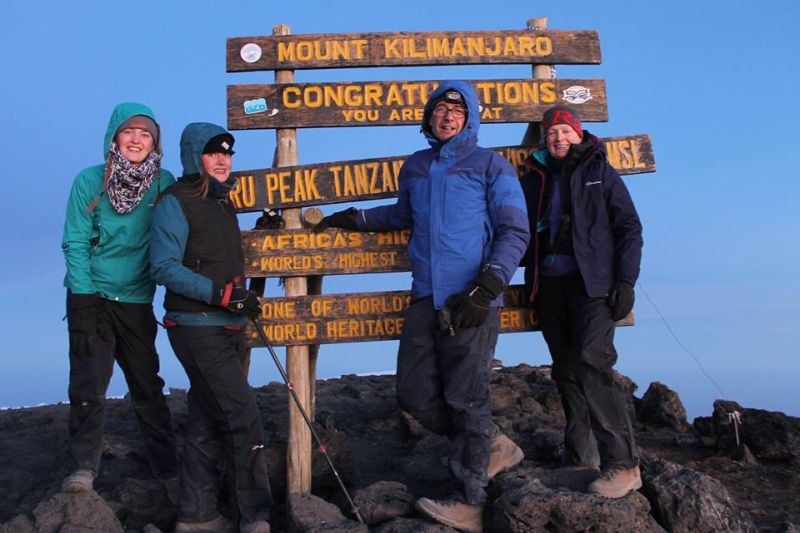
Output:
top-left (227, 30), bottom-right (601, 71)
top-left (228, 78), bottom-right (606, 130)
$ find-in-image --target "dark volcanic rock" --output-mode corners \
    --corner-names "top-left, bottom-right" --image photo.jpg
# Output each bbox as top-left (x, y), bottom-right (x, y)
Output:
top-left (638, 381), bottom-right (690, 432)
top-left (351, 481), bottom-right (415, 526)
top-left (287, 492), bottom-right (367, 532)
top-left (696, 400), bottom-right (800, 462)
top-left (1, 364), bottom-right (799, 532)
top-left (0, 491), bottom-right (124, 533)
top-left (641, 456), bottom-right (758, 532)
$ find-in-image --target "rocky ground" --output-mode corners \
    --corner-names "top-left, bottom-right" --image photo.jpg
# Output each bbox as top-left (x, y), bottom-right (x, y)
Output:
top-left (1, 362), bottom-right (798, 532)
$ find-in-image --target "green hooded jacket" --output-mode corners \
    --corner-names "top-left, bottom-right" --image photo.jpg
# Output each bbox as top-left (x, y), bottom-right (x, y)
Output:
top-left (61, 102), bottom-right (175, 303)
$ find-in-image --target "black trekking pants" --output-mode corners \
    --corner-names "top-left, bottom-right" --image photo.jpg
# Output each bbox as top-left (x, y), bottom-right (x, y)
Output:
top-left (66, 292), bottom-right (177, 478)
top-left (167, 325), bottom-right (272, 524)
top-left (536, 274), bottom-right (638, 470)
top-left (396, 298), bottom-right (499, 505)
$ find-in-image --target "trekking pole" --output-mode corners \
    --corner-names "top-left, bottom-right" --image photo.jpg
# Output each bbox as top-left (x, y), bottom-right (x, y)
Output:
top-left (250, 318), bottom-right (364, 524)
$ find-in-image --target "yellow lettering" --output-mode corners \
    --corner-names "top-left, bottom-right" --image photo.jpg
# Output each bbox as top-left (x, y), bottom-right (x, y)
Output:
top-left (465, 37), bottom-right (483, 56)
top-left (229, 175), bottom-right (255, 209)
top-left (540, 81), bottom-right (557, 103)
top-left (283, 86), bottom-right (302, 109)
top-left (261, 301), bottom-right (296, 319)
top-left (277, 42), bottom-right (294, 62)
top-left (278, 171), bottom-right (292, 203)
top-left (503, 36), bottom-right (518, 56)
top-left (537, 36), bottom-right (553, 56)
top-left (304, 86), bottom-right (323, 108)
top-left (521, 82), bottom-right (539, 104)
top-left (292, 170), bottom-right (307, 202)
top-left (363, 84), bottom-right (382, 106)
top-left (485, 36), bottom-right (501, 56)
top-left (430, 37), bottom-right (450, 57)
top-left (311, 299), bottom-right (333, 317)
top-left (629, 140), bottom-right (645, 168)
top-left (384, 38), bottom-right (402, 58)
top-left (329, 165), bottom-right (343, 197)
top-left (605, 141), bottom-right (621, 169)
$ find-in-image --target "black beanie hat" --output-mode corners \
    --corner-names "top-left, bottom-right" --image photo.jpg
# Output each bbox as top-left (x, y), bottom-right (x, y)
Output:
top-left (203, 133), bottom-right (236, 155)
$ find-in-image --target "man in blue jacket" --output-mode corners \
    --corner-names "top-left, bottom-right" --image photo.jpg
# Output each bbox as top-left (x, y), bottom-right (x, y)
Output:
top-left (315, 81), bottom-right (529, 532)
top-left (520, 105), bottom-right (643, 498)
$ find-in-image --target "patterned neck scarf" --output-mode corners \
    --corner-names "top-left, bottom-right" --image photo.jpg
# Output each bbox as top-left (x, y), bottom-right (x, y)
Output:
top-left (105, 143), bottom-right (161, 214)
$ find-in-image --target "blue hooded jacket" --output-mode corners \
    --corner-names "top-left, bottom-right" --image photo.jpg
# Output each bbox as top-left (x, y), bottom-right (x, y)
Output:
top-left (356, 80), bottom-right (530, 309)
top-left (62, 102), bottom-right (175, 303)
top-left (150, 122), bottom-right (245, 326)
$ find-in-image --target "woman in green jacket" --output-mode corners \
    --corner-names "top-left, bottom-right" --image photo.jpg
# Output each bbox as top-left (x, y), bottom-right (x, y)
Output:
top-left (61, 102), bottom-right (178, 493)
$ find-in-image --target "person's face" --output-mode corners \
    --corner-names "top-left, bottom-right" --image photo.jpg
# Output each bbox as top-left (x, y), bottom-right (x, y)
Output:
top-left (428, 102), bottom-right (466, 142)
top-left (201, 152), bottom-right (232, 182)
top-left (545, 124), bottom-right (582, 159)
top-left (116, 127), bottom-right (154, 164)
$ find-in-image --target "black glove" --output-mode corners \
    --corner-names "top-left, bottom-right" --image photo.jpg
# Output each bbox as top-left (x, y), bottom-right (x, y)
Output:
top-left (607, 281), bottom-right (634, 321)
top-left (254, 208), bottom-right (285, 230)
top-left (67, 292), bottom-right (101, 355)
top-left (448, 267), bottom-right (505, 329)
top-left (313, 207), bottom-right (358, 233)
top-left (212, 282), bottom-right (262, 320)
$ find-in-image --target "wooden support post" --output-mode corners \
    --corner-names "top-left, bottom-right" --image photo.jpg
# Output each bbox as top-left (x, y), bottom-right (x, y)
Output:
top-left (302, 208), bottom-right (324, 419)
top-left (521, 17), bottom-right (555, 146)
top-left (272, 23), bottom-right (312, 494)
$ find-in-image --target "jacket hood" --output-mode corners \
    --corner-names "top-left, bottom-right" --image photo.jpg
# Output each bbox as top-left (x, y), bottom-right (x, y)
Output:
top-left (421, 80), bottom-right (480, 147)
top-left (179, 122), bottom-right (232, 176)
top-left (103, 102), bottom-right (162, 158)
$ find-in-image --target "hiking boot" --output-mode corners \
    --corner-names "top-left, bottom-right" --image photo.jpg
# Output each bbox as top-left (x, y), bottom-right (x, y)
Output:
top-left (174, 516), bottom-right (235, 533)
top-left (415, 497), bottom-right (483, 533)
top-left (487, 433), bottom-right (524, 479)
top-left (61, 469), bottom-right (95, 493)
top-left (587, 465), bottom-right (642, 498)
top-left (240, 519), bottom-right (271, 533)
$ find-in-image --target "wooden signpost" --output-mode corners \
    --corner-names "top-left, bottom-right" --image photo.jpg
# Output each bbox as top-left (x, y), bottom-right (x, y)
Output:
top-left (242, 228), bottom-right (411, 277)
top-left (227, 29), bottom-right (601, 71)
top-left (229, 135), bottom-right (655, 212)
top-left (244, 285), bottom-right (634, 347)
top-left (227, 78), bottom-right (606, 130)
top-left (226, 20), bottom-right (654, 495)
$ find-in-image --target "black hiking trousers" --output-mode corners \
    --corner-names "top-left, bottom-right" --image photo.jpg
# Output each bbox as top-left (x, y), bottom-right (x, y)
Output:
top-left (66, 292), bottom-right (177, 478)
top-left (167, 325), bottom-right (273, 524)
top-left (535, 273), bottom-right (638, 470)
top-left (396, 297), bottom-right (500, 506)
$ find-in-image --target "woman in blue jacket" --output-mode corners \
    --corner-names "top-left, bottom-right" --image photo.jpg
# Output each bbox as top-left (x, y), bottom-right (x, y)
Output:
top-left (61, 102), bottom-right (177, 493)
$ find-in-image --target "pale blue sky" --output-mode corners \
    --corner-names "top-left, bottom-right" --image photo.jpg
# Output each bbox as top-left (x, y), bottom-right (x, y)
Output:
top-left (1, 1), bottom-right (798, 420)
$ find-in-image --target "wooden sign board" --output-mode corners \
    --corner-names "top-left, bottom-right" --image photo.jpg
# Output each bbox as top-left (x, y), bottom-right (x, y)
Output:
top-left (244, 285), bottom-right (633, 346)
top-left (227, 30), bottom-right (601, 71)
top-left (227, 79), bottom-right (606, 130)
top-left (229, 135), bottom-right (655, 212)
top-left (243, 228), bottom-right (411, 277)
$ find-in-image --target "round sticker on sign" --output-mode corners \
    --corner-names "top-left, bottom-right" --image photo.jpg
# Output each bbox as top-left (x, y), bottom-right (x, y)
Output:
top-left (240, 43), bottom-right (262, 63)
top-left (562, 86), bottom-right (592, 105)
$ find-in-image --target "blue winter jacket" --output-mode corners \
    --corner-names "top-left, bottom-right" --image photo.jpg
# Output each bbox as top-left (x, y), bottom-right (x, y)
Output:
top-left (356, 80), bottom-right (530, 309)
top-left (520, 132), bottom-right (643, 301)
